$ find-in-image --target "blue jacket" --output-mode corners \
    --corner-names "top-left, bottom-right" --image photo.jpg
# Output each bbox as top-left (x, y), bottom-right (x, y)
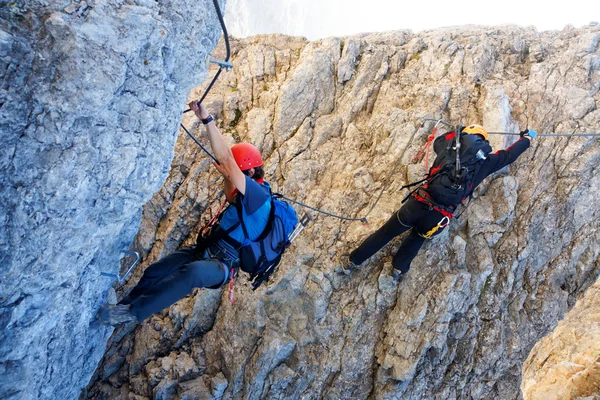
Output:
top-left (219, 175), bottom-right (272, 244)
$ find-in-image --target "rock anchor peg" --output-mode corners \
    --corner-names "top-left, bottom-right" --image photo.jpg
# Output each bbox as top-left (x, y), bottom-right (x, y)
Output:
top-left (100, 250), bottom-right (141, 284)
top-left (209, 56), bottom-right (233, 71)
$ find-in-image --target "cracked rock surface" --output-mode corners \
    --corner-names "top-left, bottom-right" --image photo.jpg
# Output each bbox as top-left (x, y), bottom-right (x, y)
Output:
top-left (0, 0), bottom-right (224, 399)
top-left (521, 277), bottom-right (600, 400)
top-left (89, 25), bottom-right (599, 399)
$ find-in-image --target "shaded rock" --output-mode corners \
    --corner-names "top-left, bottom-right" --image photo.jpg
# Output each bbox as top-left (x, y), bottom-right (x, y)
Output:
top-left (0, 0), bottom-right (224, 398)
top-left (179, 376), bottom-right (211, 400)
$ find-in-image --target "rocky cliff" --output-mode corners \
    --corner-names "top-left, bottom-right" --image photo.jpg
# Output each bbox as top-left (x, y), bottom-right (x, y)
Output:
top-left (82, 24), bottom-right (600, 400)
top-left (522, 277), bottom-right (600, 400)
top-left (0, 0), bottom-right (225, 399)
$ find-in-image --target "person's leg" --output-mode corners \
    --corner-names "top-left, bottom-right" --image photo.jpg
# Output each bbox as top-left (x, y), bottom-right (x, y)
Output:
top-left (392, 210), bottom-right (449, 273)
top-left (128, 258), bottom-right (228, 322)
top-left (349, 197), bottom-right (426, 265)
top-left (120, 247), bottom-right (196, 305)
top-left (392, 229), bottom-right (426, 273)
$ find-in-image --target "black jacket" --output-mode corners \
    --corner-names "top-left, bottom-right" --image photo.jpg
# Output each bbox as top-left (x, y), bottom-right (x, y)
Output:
top-left (471, 137), bottom-right (530, 188)
top-left (425, 131), bottom-right (531, 207)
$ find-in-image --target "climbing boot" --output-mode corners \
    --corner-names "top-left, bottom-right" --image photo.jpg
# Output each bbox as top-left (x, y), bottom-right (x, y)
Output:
top-left (335, 253), bottom-right (359, 275)
top-left (97, 304), bottom-right (137, 326)
top-left (391, 268), bottom-right (403, 282)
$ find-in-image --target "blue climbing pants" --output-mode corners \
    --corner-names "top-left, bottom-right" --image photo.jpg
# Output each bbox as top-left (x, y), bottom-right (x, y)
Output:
top-left (120, 246), bottom-right (232, 322)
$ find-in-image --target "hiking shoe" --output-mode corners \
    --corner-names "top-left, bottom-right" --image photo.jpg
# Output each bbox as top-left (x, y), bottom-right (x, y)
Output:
top-left (97, 304), bottom-right (137, 326)
top-left (335, 253), bottom-right (359, 275)
top-left (391, 268), bottom-right (403, 282)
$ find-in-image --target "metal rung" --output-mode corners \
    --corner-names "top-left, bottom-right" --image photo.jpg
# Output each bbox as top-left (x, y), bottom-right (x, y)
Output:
top-left (100, 250), bottom-right (141, 284)
top-left (209, 57), bottom-right (233, 70)
top-left (288, 212), bottom-right (312, 243)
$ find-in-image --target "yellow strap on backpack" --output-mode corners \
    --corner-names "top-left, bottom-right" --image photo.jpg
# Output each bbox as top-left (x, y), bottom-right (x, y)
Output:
top-left (422, 216), bottom-right (450, 239)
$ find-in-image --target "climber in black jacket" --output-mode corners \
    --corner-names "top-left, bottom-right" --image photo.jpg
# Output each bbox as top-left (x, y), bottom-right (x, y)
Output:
top-left (338, 124), bottom-right (536, 279)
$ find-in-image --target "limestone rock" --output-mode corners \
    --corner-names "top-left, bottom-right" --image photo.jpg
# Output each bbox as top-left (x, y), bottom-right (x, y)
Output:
top-left (0, 0), bottom-right (224, 398)
top-left (34, 23), bottom-right (600, 400)
top-left (522, 277), bottom-right (600, 400)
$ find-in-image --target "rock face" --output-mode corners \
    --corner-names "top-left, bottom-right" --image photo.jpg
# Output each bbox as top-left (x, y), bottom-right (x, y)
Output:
top-left (52, 23), bottom-right (600, 399)
top-left (0, 0), bottom-right (224, 399)
top-left (522, 278), bottom-right (600, 400)
top-left (84, 24), bottom-right (600, 400)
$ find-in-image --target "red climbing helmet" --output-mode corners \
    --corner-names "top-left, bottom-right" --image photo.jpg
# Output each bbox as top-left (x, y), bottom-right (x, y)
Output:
top-left (231, 142), bottom-right (263, 170)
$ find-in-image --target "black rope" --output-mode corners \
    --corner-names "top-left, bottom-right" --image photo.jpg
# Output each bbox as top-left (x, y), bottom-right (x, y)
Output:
top-left (423, 119), bottom-right (600, 137)
top-left (487, 131), bottom-right (600, 137)
top-left (273, 121), bottom-right (433, 223)
top-left (183, 0), bottom-right (231, 114)
top-left (183, 70), bottom-right (224, 114)
top-left (180, 123), bottom-right (219, 163)
top-left (180, 0), bottom-right (230, 165)
top-left (273, 194), bottom-right (367, 223)
top-left (363, 121), bottom-right (432, 219)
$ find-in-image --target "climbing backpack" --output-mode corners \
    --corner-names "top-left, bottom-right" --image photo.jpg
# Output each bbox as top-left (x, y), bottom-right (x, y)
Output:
top-left (425, 130), bottom-right (492, 207)
top-left (226, 193), bottom-right (298, 290)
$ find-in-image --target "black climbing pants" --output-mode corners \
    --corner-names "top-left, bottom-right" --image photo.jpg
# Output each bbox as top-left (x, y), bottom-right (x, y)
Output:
top-left (349, 197), bottom-right (449, 273)
top-left (120, 246), bottom-right (231, 322)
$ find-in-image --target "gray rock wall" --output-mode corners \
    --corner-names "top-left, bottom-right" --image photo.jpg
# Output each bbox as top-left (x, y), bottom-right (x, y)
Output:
top-left (0, 0), bottom-right (225, 399)
top-left (83, 24), bottom-right (600, 400)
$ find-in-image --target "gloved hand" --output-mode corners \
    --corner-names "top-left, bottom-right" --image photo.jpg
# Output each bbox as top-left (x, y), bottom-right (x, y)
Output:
top-left (520, 129), bottom-right (537, 139)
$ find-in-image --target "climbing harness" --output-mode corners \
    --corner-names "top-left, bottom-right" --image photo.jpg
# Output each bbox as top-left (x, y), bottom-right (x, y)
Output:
top-left (421, 216), bottom-right (450, 239)
top-left (101, 250), bottom-right (141, 283)
top-left (412, 188), bottom-right (455, 219)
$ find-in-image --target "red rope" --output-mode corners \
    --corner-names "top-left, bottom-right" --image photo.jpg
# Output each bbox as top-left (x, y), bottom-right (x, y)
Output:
top-left (228, 267), bottom-right (235, 304)
top-left (201, 199), bottom-right (227, 238)
top-left (413, 128), bottom-right (438, 172)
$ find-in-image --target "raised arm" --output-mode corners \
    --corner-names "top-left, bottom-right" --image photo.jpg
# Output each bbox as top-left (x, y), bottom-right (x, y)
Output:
top-left (190, 102), bottom-right (247, 196)
top-left (486, 136), bottom-right (531, 174)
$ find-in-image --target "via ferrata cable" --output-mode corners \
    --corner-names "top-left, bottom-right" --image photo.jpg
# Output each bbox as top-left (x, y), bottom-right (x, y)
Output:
top-left (184, 0), bottom-right (231, 113)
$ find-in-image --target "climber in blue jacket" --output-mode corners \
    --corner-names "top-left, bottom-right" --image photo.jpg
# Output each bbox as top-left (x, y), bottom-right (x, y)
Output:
top-left (98, 102), bottom-right (272, 325)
